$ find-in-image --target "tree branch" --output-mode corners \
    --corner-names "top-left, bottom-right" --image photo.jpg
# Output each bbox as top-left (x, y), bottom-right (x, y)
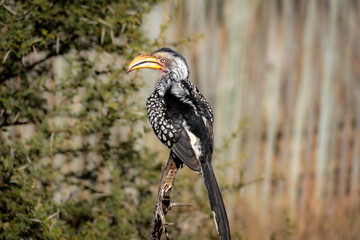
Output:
top-left (148, 154), bottom-right (182, 240)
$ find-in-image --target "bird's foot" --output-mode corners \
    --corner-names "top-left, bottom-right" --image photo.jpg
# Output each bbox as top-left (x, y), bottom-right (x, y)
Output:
top-left (155, 201), bottom-right (173, 226)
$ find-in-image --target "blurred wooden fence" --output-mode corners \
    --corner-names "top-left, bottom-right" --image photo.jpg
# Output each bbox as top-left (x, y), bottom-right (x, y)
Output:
top-left (144, 0), bottom-right (360, 231)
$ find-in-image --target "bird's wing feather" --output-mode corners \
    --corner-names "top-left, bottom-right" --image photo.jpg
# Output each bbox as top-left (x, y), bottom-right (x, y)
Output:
top-left (167, 80), bottom-right (213, 171)
top-left (171, 127), bottom-right (201, 172)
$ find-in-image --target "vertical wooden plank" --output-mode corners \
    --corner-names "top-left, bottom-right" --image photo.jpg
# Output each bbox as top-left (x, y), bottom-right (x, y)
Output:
top-left (315, 0), bottom-right (339, 205)
top-left (337, 0), bottom-right (352, 198)
top-left (350, 3), bottom-right (360, 200)
top-left (289, 0), bottom-right (317, 213)
top-left (276, 0), bottom-right (297, 208)
top-left (262, 1), bottom-right (282, 212)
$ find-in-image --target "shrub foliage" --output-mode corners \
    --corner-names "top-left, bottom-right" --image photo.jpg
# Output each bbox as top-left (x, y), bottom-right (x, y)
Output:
top-left (0, 1), bottom-right (164, 239)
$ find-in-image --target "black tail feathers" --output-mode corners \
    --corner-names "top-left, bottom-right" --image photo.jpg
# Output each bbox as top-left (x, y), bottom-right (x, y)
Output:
top-left (201, 161), bottom-right (231, 239)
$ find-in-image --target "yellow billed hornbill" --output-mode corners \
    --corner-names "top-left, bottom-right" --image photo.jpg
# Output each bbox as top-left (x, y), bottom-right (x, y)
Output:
top-left (126, 48), bottom-right (231, 239)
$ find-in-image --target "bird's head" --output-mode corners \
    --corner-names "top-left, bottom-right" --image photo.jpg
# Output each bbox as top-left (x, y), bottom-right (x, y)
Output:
top-left (126, 48), bottom-right (189, 81)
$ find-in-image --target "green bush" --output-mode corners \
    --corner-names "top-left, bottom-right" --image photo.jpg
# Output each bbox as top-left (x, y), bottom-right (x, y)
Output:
top-left (0, 1), bottom-right (164, 239)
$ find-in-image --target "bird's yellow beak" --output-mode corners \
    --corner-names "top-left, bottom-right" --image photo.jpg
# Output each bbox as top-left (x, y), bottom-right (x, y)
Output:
top-left (126, 54), bottom-right (163, 74)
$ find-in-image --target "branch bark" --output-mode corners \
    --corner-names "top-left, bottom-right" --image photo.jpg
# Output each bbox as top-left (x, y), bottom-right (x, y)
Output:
top-left (148, 154), bottom-right (182, 240)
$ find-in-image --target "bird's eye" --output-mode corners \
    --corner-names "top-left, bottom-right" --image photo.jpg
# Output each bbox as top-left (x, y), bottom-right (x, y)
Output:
top-left (160, 58), bottom-right (166, 63)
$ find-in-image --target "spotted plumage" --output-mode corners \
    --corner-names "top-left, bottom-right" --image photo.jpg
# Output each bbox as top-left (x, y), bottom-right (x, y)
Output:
top-left (147, 92), bottom-right (178, 148)
top-left (146, 80), bottom-right (213, 150)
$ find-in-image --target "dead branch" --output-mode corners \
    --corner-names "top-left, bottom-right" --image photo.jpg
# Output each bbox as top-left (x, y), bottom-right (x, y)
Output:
top-left (148, 154), bottom-right (183, 240)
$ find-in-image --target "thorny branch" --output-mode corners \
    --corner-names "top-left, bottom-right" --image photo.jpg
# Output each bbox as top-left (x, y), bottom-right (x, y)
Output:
top-left (148, 154), bottom-right (183, 240)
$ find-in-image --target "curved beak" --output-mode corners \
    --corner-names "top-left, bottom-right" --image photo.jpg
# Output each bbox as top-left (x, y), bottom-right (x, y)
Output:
top-left (126, 54), bottom-right (163, 74)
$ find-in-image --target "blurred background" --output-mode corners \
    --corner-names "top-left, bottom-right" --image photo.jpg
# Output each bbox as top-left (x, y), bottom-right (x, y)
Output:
top-left (143, 1), bottom-right (360, 239)
top-left (1, 0), bottom-right (359, 239)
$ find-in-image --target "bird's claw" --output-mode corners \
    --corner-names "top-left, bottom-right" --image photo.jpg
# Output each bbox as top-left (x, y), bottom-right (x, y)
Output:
top-left (155, 202), bottom-right (172, 226)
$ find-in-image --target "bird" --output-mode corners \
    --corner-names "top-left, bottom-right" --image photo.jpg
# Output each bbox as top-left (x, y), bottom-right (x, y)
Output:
top-left (126, 47), bottom-right (231, 239)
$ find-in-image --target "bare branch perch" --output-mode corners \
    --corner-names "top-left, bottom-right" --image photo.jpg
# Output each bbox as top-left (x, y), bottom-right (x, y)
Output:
top-left (148, 154), bottom-right (182, 240)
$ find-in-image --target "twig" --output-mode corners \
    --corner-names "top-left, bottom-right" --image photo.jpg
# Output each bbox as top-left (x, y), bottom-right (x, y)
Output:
top-left (2, 50), bottom-right (11, 63)
top-left (101, 27), bottom-right (105, 45)
top-left (148, 154), bottom-right (183, 240)
top-left (56, 35), bottom-right (60, 54)
top-left (2, 4), bottom-right (16, 15)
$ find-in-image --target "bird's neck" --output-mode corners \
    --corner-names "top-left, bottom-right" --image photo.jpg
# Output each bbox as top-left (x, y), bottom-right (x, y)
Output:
top-left (155, 74), bottom-right (187, 97)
